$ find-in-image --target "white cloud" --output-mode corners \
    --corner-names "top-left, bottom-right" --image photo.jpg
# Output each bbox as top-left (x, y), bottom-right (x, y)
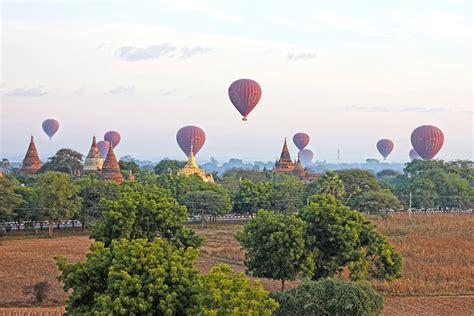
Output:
top-left (287, 52), bottom-right (316, 61)
top-left (115, 44), bottom-right (210, 61)
top-left (4, 87), bottom-right (47, 97)
top-left (345, 105), bottom-right (389, 112)
top-left (402, 107), bottom-right (447, 113)
top-left (107, 86), bottom-right (136, 95)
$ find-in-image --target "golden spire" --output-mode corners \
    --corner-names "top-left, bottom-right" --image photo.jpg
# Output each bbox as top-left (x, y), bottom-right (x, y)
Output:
top-left (185, 144), bottom-right (199, 169)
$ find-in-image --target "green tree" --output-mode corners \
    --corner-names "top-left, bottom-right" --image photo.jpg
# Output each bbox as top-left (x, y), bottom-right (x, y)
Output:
top-left (75, 176), bottom-right (120, 232)
top-left (271, 279), bottom-right (384, 316)
top-left (35, 172), bottom-right (82, 237)
top-left (154, 159), bottom-right (186, 175)
top-left (39, 148), bottom-right (83, 176)
top-left (336, 169), bottom-right (379, 205)
top-left (56, 238), bottom-right (199, 315)
top-left (182, 190), bottom-right (232, 227)
top-left (232, 180), bottom-right (272, 216)
top-left (0, 176), bottom-right (22, 223)
top-left (376, 169), bottom-right (400, 179)
top-left (192, 264), bottom-right (278, 315)
top-left (356, 189), bottom-right (402, 214)
top-left (300, 194), bottom-right (402, 281)
top-left (91, 183), bottom-right (202, 248)
top-left (312, 171), bottom-right (345, 199)
top-left (14, 185), bottom-right (44, 230)
top-left (270, 176), bottom-right (305, 214)
top-left (236, 210), bottom-right (313, 290)
top-left (222, 168), bottom-right (267, 183)
top-left (118, 160), bottom-right (140, 175)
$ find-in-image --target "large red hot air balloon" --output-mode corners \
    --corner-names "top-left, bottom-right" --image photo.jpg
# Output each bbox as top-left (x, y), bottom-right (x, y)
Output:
top-left (376, 139), bottom-right (394, 159)
top-left (228, 79), bottom-right (262, 121)
top-left (176, 126), bottom-right (206, 157)
top-left (298, 149), bottom-right (314, 166)
top-left (104, 131), bottom-right (121, 148)
top-left (42, 119), bottom-right (60, 140)
top-left (293, 133), bottom-right (310, 151)
top-left (409, 149), bottom-right (421, 160)
top-left (411, 125), bottom-right (444, 160)
top-left (97, 141), bottom-right (110, 159)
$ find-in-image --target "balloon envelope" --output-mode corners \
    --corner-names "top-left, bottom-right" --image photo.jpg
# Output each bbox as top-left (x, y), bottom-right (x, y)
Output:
top-left (293, 133), bottom-right (310, 151)
top-left (104, 131), bottom-right (121, 148)
top-left (228, 79), bottom-right (262, 121)
top-left (42, 119), bottom-right (60, 140)
top-left (409, 149), bottom-right (421, 160)
top-left (376, 139), bottom-right (394, 159)
top-left (176, 126), bottom-right (206, 157)
top-left (97, 141), bottom-right (110, 159)
top-left (410, 125), bottom-right (444, 160)
top-left (298, 149), bottom-right (314, 166)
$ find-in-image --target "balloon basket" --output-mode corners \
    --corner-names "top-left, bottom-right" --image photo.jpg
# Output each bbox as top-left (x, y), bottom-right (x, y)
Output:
top-left (242, 117), bottom-right (248, 121)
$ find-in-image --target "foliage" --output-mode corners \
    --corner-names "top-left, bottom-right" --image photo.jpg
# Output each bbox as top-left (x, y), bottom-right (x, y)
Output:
top-left (236, 210), bottom-right (313, 290)
top-left (13, 185), bottom-right (43, 225)
top-left (35, 172), bottom-right (82, 236)
top-left (0, 176), bottom-right (22, 222)
top-left (270, 176), bottom-right (305, 214)
top-left (271, 278), bottom-right (384, 316)
top-left (154, 159), bottom-right (186, 175)
top-left (300, 194), bottom-right (402, 281)
top-left (39, 148), bottom-right (83, 175)
top-left (222, 168), bottom-right (268, 183)
top-left (91, 183), bottom-right (202, 248)
top-left (182, 190), bottom-right (232, 226)
top-left (232, 180), bottom-right (272, 216)
top-left (376, 169), bottom-right (400, 179)
top-left (308, 171), bottom-right (345, 199)
top-left (356, 189), bottom-right (402, 214)
top-left (56, 238), bottom-right (199, 315)
top-left (192, 264), bottom-right (278, 316)
top-left (118, 160), bottom-right (140, 175)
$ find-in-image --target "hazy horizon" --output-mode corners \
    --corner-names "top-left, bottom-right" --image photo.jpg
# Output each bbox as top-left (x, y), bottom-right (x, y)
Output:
top-left (1, 1), bottom-right (472, 163)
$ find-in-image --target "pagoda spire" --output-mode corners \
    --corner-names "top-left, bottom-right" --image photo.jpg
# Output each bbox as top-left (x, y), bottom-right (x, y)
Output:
top-left (100, 141), bottom-right (123, 183)
top-left (19, 136), bottom-right (41, 174)
top-left (84, 135), bottom-right (104, 173)
top-left (178, 144), bottom-right (214, 182)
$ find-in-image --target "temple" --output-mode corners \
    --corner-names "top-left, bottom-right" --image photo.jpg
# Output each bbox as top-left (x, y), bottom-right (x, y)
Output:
top-left (100, 142), bottom-right (124, 183)
top-left (273, 138), bottom-right (295, 173)
top-left (178, 145), bottom-right (214, 183)
top-left (293, 158), bottom-right (309, 177)
top-left (19, 136), bottom-right (42, 174)
top-left (83, 136), bottom-right (103, 173)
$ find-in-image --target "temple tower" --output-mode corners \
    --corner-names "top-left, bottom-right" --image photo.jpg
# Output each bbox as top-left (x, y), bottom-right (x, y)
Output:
top-left (100, 142), bottom-right (123, 183)
top-left (178, 145), bottom-right (214, 182)
top-left (273, 138), bottom-right (295, 173)
top-left (83, 136), bottom-right (104, 173)
top-left (19, 136), bottom-right (42, 174)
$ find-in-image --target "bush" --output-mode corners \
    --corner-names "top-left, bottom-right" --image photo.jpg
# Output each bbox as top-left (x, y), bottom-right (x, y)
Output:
top-left (271, 278), bottom-right (384, 316)
top-left (33, 281), bottom-right (50, 303)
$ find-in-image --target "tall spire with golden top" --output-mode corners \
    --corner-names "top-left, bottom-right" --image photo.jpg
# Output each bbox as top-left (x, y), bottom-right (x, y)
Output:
top-left (20, 136), bottom-right (42, 174)
top-left (178, 144), bottom-right (214, 182)
top-left (83, 135), bottom-right (104, 173)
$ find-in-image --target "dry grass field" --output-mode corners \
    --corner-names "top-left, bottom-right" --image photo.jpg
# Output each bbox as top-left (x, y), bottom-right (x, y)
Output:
top-left (0, 213), bottom-right (473, 314)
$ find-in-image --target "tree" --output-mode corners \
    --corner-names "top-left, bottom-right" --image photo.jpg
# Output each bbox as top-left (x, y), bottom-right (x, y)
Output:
top-left (91, 183), bottom-right (202, 249)
top-left (376, 169), bottom-right (400, 179)
top-left (39, 148), bottom-right (83, 176)
top-left (222, 168), bottom-right (267, 183)
top-left (356, 190), bottom-right (402, 214)
top-left (232, 180), bottom-right (272, 216)
top-left (270, 176), bottom-right (305, 214)
top-left (154, 159), bottom-right (186, 175)
top-left (236, 210), bottom-right (313, 290)
top-left (118, 160), bottom-right (140, 175)
top-left (0, 176), bottom-right (22, 223)
top-left (75, 176), bottom-right (120, 232)
top-left (182, 190), bottom-right (232, 227)
top-left (56, 238), bottom-right (199, 315)
top-left (336, 169), bottom-right (378, 205)
top-left (312, 171), bottom-right (345, 199)
top-left (14, 185), bottom-right (44, 230)
top-left (271, 279), bottom-right (384, 316)
top-left (300, 194), bottom-right (402, 281)
top-left (35, 172), bottom-right (81, 237)
top-left (192, 264), bottom-right (278, 315)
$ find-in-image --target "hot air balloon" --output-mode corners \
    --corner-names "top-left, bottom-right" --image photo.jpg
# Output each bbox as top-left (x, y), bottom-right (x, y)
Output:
top-left (42, 119), bottom-right (60, 140)
top-left (97, 141), bottom-right (110, 160)
top-left (376, 139), bottom-right (394, 159)
top-left (298, 149), bottom-right (314, 166)
top-left (176, 126), bottom-right (206, 157)
top-left (293, 133), bottom-right (310, 151)
top-left (104, 131), bottom-right (121, 148)
top-left (409, 149), bottom-right (421, 160)
top-left (228, 79), bottom-right (262, 121)
top-left (411, 125), bottom-right (444, 160)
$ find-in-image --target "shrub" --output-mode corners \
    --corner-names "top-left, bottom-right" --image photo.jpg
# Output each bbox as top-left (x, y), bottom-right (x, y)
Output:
top-left (271, 278), bottom-right (384, 316)
top-left (33, 281), bottom-right (50, 303)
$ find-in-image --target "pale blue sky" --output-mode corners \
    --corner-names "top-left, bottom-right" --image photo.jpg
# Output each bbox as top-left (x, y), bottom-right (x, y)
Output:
top-left (1, 0), bottom-right (472, 162)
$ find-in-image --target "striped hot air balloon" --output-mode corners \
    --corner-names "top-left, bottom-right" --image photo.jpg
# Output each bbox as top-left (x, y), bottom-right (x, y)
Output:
top-left (228, 79), bottom-right (262, 121)
top-left (104, 131), bottom-right (121, 148)
top-left (176, 126), bottom-right (206, 157)
top-left (411, 125), bottom-right (444, 160)
top-left (376, 139), bottom-right (394, 159)
top-left (293, 133), bottom-right (310, 151)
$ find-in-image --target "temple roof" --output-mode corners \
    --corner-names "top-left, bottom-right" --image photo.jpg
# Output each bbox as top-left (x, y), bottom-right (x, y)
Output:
top-left (274, 138), bottom-right (295, 172)
top-left (100, 141), bottom-right (123, 183)
top-left (20, 136), bottom-right (41, 174)
top-left (178, 145), bottom-right (214, 182)
top-left (84, 136), bottom-right (104, 172)
top-left (279, 138), bottom-right (292, 162)
top-left (293, 158), bottom-right (307, 177)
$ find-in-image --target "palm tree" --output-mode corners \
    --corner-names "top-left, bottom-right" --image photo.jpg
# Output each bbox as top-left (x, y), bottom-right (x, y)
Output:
top-left (316, 171), bottom-right (345, 199)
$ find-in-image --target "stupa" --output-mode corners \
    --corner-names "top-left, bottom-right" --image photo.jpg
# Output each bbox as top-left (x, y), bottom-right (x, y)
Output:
top-left (293, 158), bottom-right (308, 177)
top-left (178, 145), bottom-right (214, 183)
top-left (19, 136), bottom-right (42, 174)
top-left (83, 136), bottom-right (103, 173)
top-left (273, 138), bottom-right (295, 173)
top-left (100, 142), bottom-right (123, 183)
